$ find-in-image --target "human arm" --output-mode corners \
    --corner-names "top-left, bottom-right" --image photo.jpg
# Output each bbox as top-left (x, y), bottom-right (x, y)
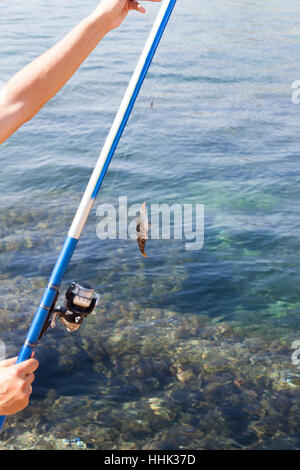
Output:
top-left (0, 0), bottom-right (160, 144)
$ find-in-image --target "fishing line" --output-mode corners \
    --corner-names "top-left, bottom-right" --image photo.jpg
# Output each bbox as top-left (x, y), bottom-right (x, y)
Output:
top-left (72, 99), bottom-right (154, 282)
top-left (72, 35), bottom-right (169, 280)
top-left (71, 76), bottom-right (154, 281)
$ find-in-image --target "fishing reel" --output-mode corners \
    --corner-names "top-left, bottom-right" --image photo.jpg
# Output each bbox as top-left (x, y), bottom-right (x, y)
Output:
top-left (41, 282), bottom-right (100, 336)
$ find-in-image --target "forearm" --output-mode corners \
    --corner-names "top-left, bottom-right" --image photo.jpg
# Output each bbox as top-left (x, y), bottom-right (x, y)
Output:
top-left (0, 11), bottom-right (111, 143)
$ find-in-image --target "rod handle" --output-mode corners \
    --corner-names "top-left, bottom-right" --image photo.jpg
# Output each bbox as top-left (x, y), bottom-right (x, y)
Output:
top-left (0, 415), bottom-right (6, 431)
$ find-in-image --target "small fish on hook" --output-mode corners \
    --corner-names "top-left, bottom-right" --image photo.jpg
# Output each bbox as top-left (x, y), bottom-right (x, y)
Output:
top-left (136, 202), bottom-right (149, 258)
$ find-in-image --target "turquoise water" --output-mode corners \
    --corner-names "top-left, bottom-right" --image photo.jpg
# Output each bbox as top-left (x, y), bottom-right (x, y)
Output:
top-left (0, 0), bottom-right (299, 450)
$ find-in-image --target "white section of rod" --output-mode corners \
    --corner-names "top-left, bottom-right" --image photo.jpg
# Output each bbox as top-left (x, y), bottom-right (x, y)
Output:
top-left (68, 0), bottom-right (172, 240)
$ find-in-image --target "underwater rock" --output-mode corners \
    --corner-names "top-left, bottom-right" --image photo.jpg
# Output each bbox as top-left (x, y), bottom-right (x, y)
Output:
top-left (0, 287), bottom-right (299, 450)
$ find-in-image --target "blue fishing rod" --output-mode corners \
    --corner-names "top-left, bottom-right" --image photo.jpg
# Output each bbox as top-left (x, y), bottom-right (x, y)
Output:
top-left (0, 0), bottom-right (177, 431)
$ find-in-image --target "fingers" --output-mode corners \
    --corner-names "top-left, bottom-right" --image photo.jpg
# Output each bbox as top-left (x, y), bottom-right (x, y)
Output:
top-left (25, 372), bottom-right (35, 385)
top-left (128, 0), bottom-right (161, 14)
top-left (14, 358), bottom-right (39, 377)
top-left (24, 384), bottom-right (33, 396)
top-left (128, 2), bottom-right (146, 13)
top-left (18, 365), bottom-right (36, 402)
top-left (20, 377), bottom-right (33, 397)
top-left (21, 368), bottom-right (36, 400)
top-left (0, 358), bottom-right (37, 415)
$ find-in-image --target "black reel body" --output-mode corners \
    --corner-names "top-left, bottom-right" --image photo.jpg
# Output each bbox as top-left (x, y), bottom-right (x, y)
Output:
top-left (40, 282), bottom-right (100, 337)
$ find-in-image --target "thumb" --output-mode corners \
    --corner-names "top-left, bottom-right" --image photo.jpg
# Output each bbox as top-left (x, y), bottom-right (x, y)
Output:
top-left (14, 358), bottom-right (39, 376)
top-left (128, 1), bottom-right (146, 13)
